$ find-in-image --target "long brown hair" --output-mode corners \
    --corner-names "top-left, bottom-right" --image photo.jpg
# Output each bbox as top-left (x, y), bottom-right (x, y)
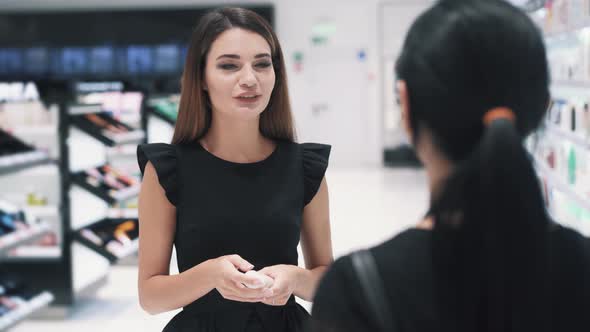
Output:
top-left (172, 7), bottom-right (296, 144)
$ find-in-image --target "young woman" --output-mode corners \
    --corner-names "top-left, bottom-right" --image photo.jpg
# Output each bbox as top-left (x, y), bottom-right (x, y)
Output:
top-left (137, 8), bottom-right (333, 332)
top-left (312, 0), bottom-right (590, 331)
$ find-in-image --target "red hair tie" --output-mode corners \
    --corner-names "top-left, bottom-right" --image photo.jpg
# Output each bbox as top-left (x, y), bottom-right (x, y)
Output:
top-left (483, 107), bottom-right (516, 126)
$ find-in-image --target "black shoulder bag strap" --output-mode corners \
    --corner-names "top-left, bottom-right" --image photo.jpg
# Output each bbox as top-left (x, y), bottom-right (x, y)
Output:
top-left (351, 249), bottom-right (396, 331)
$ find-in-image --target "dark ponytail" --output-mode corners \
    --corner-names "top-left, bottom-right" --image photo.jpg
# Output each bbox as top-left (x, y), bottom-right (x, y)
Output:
top-left (430, 118), bottom-right (550, 332)
top-left (395, 1), bottom-right (552, 331)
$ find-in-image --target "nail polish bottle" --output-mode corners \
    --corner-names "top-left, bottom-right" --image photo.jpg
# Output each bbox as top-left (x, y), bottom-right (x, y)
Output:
top-left (583, 103), bottom-right (590, 139)
top-left (568, 146), bottom-right (577, 185)
top-left (571, 106), bottom-right (577, 132)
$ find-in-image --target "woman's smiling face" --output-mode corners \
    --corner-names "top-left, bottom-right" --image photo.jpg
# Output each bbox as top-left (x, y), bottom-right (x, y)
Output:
top-left (203, 28), bottom-right (276, 120)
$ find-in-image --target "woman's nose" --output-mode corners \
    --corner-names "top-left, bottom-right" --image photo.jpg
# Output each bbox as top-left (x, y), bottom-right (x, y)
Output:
top-left (238, 66), bottom-right (257, 88)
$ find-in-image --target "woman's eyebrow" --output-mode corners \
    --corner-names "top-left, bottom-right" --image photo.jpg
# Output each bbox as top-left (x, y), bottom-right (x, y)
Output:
top-left (216, 53), bottom-right (271, 60)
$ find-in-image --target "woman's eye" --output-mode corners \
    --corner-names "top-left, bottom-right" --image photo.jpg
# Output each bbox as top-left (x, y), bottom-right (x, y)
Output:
top-left (218, 63), bottom-right (238, 70)
top-left (255, 62), bottom-right (272, 68)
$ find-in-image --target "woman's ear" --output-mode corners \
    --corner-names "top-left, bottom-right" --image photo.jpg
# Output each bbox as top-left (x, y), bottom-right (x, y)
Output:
top-left (397, 80), bottom-right (413, 143)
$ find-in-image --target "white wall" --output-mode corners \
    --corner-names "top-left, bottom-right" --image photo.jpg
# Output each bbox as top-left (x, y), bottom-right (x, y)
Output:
top-left (0, 0), bottom-right (431, 167)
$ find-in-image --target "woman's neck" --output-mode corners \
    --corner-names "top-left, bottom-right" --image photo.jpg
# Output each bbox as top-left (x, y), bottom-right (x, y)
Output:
top-left (200, 112), bottom-right (275, 163)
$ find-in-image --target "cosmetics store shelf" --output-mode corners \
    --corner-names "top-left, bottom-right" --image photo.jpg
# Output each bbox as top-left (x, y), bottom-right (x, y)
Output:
top-left (0, 291), bottom-right (54, 331)
top-left (24, 206), bottom-right (60, 218)
top-left (2, 126), bottom-right (57, 136)
top-left (551, 80), bottom-right (590, 89)
top-left (70, 114), bottom-right (145, 147)
top-left (0, 151), bottom-right (53, 176)
top-left (544, 19), bottom-right (590, 39)
top-left (71, 171), bottom-right (140, 205)
top-left (67, 104), bottom-right (103, 115)
top-left (544, 123), bottom-right (590, 151)
top-left (73, 218), bottom-right (139, 263)
top-left (0, 222), bottom-right (52, 257)
top-left (147, 106), bottom-right (177, 126)
top-left (1, 250), bottom-right (62, 263)
top-left (534, 159), bottom-right (590, 213)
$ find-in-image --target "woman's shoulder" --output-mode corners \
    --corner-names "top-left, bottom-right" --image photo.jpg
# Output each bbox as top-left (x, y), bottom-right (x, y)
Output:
top-left (137, 142), bottom-right (180, 206)
top-left (315, 229), bottom-right (431, 301)
top-left (370, 228), bottom-right (432, 266)
top-left (312, 229), bottom-right (432, 330)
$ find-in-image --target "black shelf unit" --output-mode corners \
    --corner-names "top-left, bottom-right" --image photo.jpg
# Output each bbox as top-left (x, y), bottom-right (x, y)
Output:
top-left (1, 83), bottom-right (147, 312)
top-left (0, 130), bottom-right (58, 325)
top-left (62, 95), bottom-right (144, 263)
top-left (0, 154), bottom-right (53, 177)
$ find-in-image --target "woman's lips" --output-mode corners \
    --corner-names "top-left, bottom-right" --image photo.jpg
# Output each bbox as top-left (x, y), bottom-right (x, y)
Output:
top-left (234, 95), bottom-right (262, 104)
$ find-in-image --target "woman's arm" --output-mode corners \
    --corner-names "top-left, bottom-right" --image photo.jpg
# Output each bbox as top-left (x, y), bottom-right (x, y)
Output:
top-left (295, 176), bottom-right (334, 300)
top-left (138, 162), bottom-right (268, 314)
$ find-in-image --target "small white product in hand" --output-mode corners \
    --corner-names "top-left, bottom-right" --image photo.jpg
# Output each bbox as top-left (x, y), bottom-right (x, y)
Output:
top-left (243, 270), bottom-right (274, 289)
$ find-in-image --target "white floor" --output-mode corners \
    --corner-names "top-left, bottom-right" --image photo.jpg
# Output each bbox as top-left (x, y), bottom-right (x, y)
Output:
top-left (13, 167), bottom-right (430, 332)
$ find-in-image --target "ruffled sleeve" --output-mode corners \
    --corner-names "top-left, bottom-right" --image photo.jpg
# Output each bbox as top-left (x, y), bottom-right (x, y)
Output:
top-left (137, 143), bottom-right (178, 206)
top-left (302, 143), bottom-right (331, 206)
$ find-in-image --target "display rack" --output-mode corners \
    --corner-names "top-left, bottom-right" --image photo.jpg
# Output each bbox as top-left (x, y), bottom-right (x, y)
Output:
top-left (0, 83), bottom-right (147, 316)
top-left (64, 96), bottom-right (144, 265)
top-left (534, 158), bottom-right (590, 212)
top-left (529, 1), bottom-right (590, 236)
top-left (0, 123), bottom-right (56, 327)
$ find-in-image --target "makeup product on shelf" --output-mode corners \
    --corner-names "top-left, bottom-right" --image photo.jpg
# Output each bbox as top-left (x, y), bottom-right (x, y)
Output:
top-left (547, 148), bottom-right (556, 169)
top-left (0, 296), bottom-right (18, 310)
top-left (97, 113), bottom-right (129, 133)
top-left (568, 146), bottom-right (577, 185)
top-left (96, 166), bottom-right (126, 190)
top-left (583, 103), bottom-right (590, 139)
top-left (113, 220), bottom-right (136, 245)
top-left (571, 106), bottom-right (576, 132)
top-left (561, 102), bottom-right (571, 132)
top-left (26, 190), bottom-right (48, 206)
top-left (80, 229), bottom-right (104, 246)
top-left (550, 99), bottom-right (564, 126)
top-left (102, 164), bottom-right (136, 187)
top-left (84, 113), bottom-right (123, 133)
top-left (0, 212), bottom-right (27, 234)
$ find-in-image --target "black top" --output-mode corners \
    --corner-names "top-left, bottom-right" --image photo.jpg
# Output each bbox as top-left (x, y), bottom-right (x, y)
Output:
top-left (312, 226), bottom-right (590, 332)
top-left (137, 140), bottom-right (331, 332)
